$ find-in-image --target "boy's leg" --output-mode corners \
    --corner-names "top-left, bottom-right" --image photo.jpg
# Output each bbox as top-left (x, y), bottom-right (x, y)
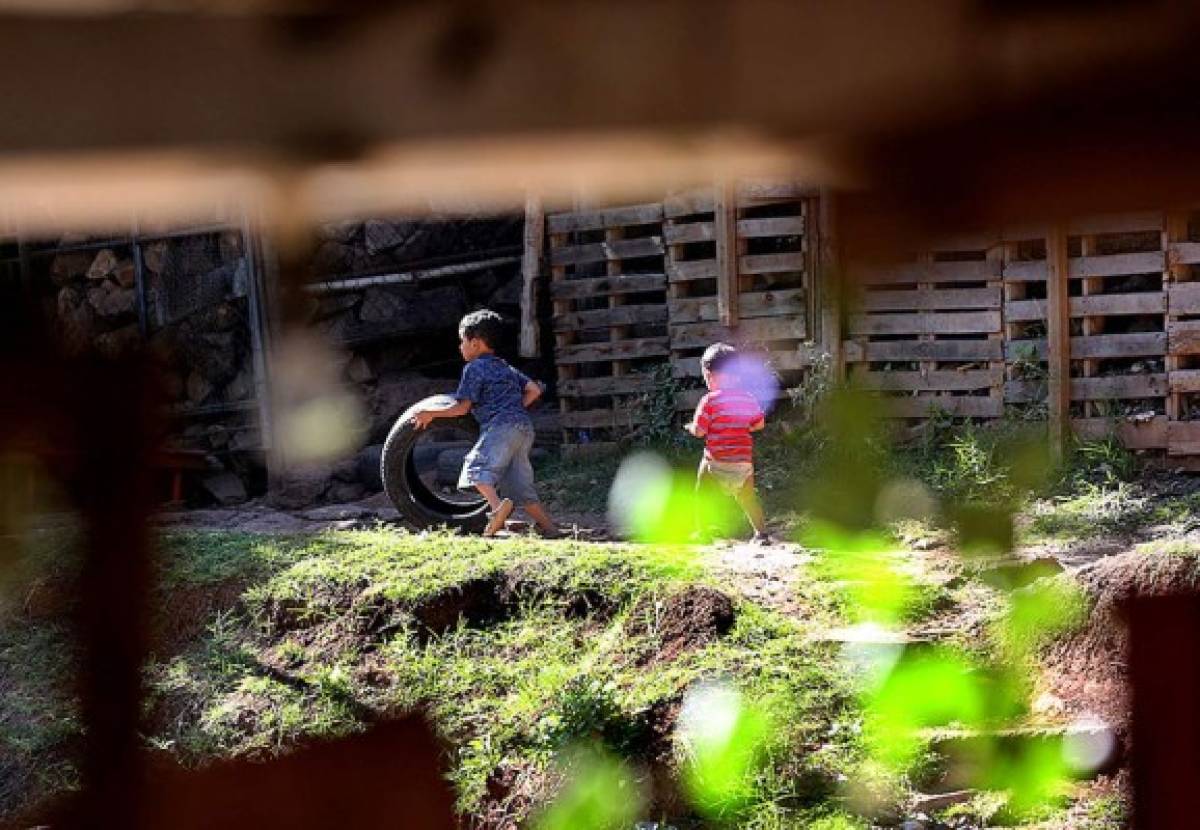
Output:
top-left (734, 477), bottom-right (768, 536)
top-left (459, 426), bottom-right (519, 532)
top-left (502, 426), bottom-right (557, 534)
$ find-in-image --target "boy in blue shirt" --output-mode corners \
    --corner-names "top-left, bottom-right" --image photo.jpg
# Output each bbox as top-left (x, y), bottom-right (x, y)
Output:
top-left (410, 310), bottom-right (559, 537)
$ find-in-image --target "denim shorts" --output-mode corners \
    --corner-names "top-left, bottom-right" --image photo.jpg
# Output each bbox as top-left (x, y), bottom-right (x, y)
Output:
top-left (458, 420), bottom-right (539, 505)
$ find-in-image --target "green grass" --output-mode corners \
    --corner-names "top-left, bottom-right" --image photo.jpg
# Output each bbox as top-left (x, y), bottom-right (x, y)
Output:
top-left (131, 529), bottom-right (869, 827)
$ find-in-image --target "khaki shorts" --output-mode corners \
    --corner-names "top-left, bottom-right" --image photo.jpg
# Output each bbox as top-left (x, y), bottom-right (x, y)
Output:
top-left (698, 458), bottom-right (754, 495)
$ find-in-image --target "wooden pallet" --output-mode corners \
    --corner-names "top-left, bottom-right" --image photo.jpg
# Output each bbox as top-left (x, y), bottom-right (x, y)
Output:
top-left (844, 235), bottom-right (1006, 421)
top-left (548, 202), bottom-right (670, 448)
top-left (663, 182), bottom-right (813, 412)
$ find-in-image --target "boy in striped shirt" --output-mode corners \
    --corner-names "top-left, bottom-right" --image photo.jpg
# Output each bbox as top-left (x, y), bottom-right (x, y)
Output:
top-left (685, 342), bottom-right (771, 544)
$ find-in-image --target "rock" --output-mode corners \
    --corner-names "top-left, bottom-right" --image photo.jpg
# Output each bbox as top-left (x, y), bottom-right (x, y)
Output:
top-left (56, 285), bottom-right (96, 355)
top-left (364, 220), bottom-right (409, 255)
top-left (368, 375), bottom-right (453, 442)
top-left (359, 288), bottom-right (406, 323)
top-left (359, 285), bottom-right (467, 332)
top-left (346, 355), bottom-right (374, 384)
top-left (87, 282), bottom-right (137, 318)
top-left (206, 424), bottom-right (231, 449)
top-left (142, 241), bottom-right (167, 274)
top-left (487, 273), bottom-right (522, 307)
top-left (310, 293), bottom-right (359, 322)
top-left (187, 371), bottom-right (214, 404)
top-left (224, 369), bottom-right (253, 402)
top-left (356, 444), bottom-right (385, 491)
top-left (219, 230), bottom-right (243, 262)
top-left (319, 220), bottom-right (360, 244)
top-left (95, 323), bottom-right (141, 359)
top-left (201, 472), bottom-right (248, 506)
top-left (437, 447), bottom-right (469, 486)
top-left (113, 259), bottom-right (137, 289)
top-left (49, 251), bottom-right (94, 286)
top-left (268, 468), bottom-right (332, 510)
top-left (300, 504), bottom-right (372, 521)
top-left (328, 480), bottom-right (367, 503)
top-left (313, 240), bottom-right (372, 276)
top-left (162, 371), bottom-right (186, 401)
top-left (231, 429), bottom-right (261, 452)
top-left (87, 248), bottom-right (119, 280)
top-left (331, 457), bottom-right (360, 483)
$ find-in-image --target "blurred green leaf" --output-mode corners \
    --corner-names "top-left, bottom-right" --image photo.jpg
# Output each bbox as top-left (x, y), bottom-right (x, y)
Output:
top-left (534, 744), bottom-right (644, 830)
top-left (679, 684), bottom-right (771, 818)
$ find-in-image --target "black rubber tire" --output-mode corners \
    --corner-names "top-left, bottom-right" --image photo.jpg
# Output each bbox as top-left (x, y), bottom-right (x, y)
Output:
top-left (380, 394), bottom-right (488, 532)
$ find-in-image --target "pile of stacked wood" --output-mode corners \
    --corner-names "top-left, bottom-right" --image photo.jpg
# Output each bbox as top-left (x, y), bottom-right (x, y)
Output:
top-left (52, 243), bottom-right (142, 360)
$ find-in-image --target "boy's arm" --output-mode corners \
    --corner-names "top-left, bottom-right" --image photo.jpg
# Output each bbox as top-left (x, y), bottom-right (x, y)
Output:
top-left (410, 399), bottom-right (472, 430)
top-left (749, 416), bottom-right (766, 433)
top-left (411, 363), bottom-right (478, 429)
top-left (521, 380), bottom-right (543, 409)
top-left (686, 397), bottom-right (710, 437)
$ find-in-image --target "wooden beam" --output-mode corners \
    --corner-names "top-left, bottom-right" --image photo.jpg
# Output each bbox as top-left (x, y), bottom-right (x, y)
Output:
top-left (818, 188), bottom-right (843, 379)
top-left (520, 193), bottom-right (543, 358)
top-left (1046, 225), bottom-right (1071, 458)
top-left (714, 179), bottom-right (739, 327)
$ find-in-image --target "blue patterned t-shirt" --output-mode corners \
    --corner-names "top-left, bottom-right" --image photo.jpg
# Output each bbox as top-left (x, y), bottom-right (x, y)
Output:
top-left (455, 354), bottom-right (535, 429)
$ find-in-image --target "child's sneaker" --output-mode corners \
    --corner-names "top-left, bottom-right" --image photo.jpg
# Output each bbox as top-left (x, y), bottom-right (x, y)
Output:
top-left (751, 531), bottom-right (774, 546)
top-left (484, 498), bottom-right (514, 537)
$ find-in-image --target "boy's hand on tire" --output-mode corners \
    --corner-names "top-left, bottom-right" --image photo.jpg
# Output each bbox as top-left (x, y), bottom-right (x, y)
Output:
top-left (411, 410), bottom-right (436, 430)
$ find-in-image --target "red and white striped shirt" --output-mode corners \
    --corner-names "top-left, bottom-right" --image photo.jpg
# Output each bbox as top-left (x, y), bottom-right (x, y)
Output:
top-left (693, 389), bottom-right (764, 463)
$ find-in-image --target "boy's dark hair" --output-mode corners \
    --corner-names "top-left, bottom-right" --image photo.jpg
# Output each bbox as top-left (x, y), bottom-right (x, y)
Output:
top-left (700, 342), bottom-right (738, 373)
top-left (458, 309), bottom-right (505, 348)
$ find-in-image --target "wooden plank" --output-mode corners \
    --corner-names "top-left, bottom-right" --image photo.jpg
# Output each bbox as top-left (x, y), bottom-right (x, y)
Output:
top-left (853, 368), bottom-right (1003, 393)
top-left (715, 179), bottom-right (739, 326)
top-left (858, 286), bottom-right (1001, 312)
top-left (1169, 241), bottom-right (1200, 266)
top-left (668, 288), bottom-right (806, 324)
top-left (561, 442), bottom-right (620, 458)
top-left (739, 251), bottom-right (806, 275)
top-left (558, 375), bottom-right (656, 397)
top-left (673, 346), bottom-right (819, 378)
top-left (663, 221), bottom-right (715, 245)
top-left (1007, 294), bottom-right (1167, 321)
top-left (549, 273), bottom-right (666, 299)
top-left (555, 336), bottom-right (670, 365)
top-left (556, 374), bottom-right (652, 398)
top-left (1003, 260), bottom-right (1049, 282)
top-left (883, 396), bottom-right (1003, 419)
top-left (1046, 225), bottom-right (1071, 457)
top-left (1005, 333), bottom-right (1165, 360)
top-left (848, 259), bottom-right (1000, 285)
top-left (1068, 212), bottom-right (1163, 236)
top-left (546, 202), bottom-right (664, 233)
top-left (552, 304), bottom-right (667, 332)
top-left (1069, 252), bottom-right (1163, 278)
top-left (842, 338), bottom-right (1003, 362)
top-left (1170, 370), bottom-right (1200, 394)
top-left (1169, 320), bottom-right (1200, 354)
top-left (520, 193), bottom-right (543, 358)
top-left (1168, 421), bottom-right (1200, 456)
top-left (1023, 375), bottom-right (1158, 401)
top-left (1073, 416), bottom-right (1168, 450)
top-left (1072, 373), bottom-right (1167, 400)
top-left (738, 215), bottom-right (806, 238)
top-left (1169, 282), bottom-right (1200, 316)
top-left (737, 180), bottom-right (816, 201)
top-left (670, 316), bottom-right (806, 350)
top-left (549, 235), bottom-right (664, 266)
top-left (667, 259), bottom-right (719, 282)
top-left (847, 310), bottom-right (1001, 336)
top-left (561, 409), bottom-right (642, 429)
top-left (663, 188), bottom-right (713, 218)
top-left (662, 215), bottom-right (806, 245)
